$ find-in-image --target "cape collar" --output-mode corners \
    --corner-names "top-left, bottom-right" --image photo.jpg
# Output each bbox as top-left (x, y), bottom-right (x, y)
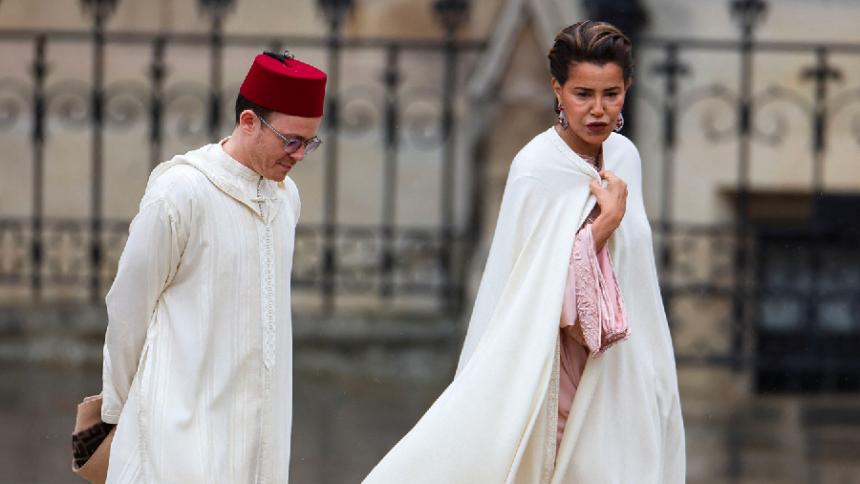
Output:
top-left (547, 127), bottom-right (603, 180)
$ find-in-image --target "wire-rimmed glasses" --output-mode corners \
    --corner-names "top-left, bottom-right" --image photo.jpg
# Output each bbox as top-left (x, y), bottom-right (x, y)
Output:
top-left (258, 115), bottom-right (322, 154)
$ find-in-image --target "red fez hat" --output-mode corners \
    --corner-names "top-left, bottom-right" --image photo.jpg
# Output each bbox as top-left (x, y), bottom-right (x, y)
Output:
top-left (240, 52), bottom-right (327, 118)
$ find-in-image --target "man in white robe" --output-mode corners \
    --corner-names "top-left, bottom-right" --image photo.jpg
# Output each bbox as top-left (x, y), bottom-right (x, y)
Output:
top-left (100, 51), bottom-right (326, 484)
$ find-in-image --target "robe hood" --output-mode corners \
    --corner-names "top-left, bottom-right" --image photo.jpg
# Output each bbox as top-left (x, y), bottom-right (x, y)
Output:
top-left (147, 139), bottom-right (289, 224)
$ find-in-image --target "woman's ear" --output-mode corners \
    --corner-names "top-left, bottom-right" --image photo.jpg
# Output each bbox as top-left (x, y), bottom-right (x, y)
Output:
top-left (624, 78), bottom-right (633, 91)
top-left (551, 78), bottom-right (562, 102)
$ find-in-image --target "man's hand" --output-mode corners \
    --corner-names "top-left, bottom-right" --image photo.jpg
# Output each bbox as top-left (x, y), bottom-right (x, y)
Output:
top-left (589, 170), bottom-right (628, 250)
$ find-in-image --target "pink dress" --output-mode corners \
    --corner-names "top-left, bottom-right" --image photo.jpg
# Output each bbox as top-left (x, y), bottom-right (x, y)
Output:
top-left (556, 152), bottom-right (630, 451)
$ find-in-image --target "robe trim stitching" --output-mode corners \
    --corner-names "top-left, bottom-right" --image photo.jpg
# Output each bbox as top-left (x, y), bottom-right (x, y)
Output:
top-left (542, 338), bottom-right (561, 484)
top-left (546, 128), bottom-right (600, 180)
top-left (136, 337), bottom-right (154, 481)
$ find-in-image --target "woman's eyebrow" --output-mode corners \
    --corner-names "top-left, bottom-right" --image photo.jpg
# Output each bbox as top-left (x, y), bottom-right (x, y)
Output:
top-left (572, 86), bottom-right (622, 91)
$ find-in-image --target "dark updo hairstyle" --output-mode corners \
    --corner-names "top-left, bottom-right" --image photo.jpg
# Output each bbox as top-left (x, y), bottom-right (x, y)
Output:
top-left (548, 20), bottom-right (634, 96)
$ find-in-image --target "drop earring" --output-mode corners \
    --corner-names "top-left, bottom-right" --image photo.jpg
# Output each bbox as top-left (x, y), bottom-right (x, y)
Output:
top-left (615, 112), bottom-right (624, 132)
top-left (558, 101), bottom-right (569, 130)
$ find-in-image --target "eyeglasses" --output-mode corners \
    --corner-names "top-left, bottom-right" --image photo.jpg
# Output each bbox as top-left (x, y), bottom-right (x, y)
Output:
top-left (258, 116), bottom-right (322, 154)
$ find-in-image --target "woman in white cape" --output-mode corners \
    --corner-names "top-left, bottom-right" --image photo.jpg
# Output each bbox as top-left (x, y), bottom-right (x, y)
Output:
top-left (362, 21), bottom-right (685, 484)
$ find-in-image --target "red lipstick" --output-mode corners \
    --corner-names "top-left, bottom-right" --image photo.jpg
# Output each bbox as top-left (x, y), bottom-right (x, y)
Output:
top-left (587, 122), bottom-right (608, 133)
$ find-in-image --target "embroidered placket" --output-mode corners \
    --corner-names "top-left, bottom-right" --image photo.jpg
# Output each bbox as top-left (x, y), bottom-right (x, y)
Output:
top-left (256, 178), bottom-right (277, 371)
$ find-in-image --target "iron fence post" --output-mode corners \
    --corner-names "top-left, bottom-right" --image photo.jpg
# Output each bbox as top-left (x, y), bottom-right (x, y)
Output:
top-left (652, 43), bottom-right (688, 317)
top-left (729, 0), bottom-right (768, 373)
top-left (150, 36), bottom-right (166, 170)
top-left (91, 9), bottom-right (105, 304)
top-left (802, 48), bottom-right (842, 194)
top-left (30, 35), bottom-right (47, 301)
top-left (209, 18), bottom-right (223, 142)
top-left (434, 0), bottom-right (468, 313)
top-left (200, 0), bottom-right (235, 143)
top-left (380, 44), bottom-right (400, 305)
top-left (319, 0), bottom-right (352, 314)
top-left (81, 0), bottom-right (118, 304)
top-left (800, 48), bottom-right (842, 392)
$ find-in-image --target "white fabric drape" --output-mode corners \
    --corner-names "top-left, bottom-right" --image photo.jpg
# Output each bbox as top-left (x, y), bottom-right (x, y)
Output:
top-left (361, 128), bottom-right (685, 484)
top-left (101, 141), bottom-right (300, 484)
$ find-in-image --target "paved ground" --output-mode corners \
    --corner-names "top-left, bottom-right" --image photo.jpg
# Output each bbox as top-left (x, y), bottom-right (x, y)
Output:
top-left (4, 364), bottom-right (860, 484)
top-left (0, 364), bottom-right (447, 484)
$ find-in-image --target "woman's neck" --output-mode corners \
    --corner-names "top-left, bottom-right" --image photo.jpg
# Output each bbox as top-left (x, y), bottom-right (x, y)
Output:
top-left (554, 124), bottom-right (602, 158)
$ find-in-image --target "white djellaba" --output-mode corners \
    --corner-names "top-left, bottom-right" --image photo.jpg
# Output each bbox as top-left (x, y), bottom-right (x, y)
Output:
top-left (101, 141), bottom-right (299, 484)
top-left (362, 127), bottom-right (685, 484)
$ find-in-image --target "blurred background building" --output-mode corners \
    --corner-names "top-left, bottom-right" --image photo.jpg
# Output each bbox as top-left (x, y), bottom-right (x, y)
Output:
top-left (1, 0), bottom-right (859, 482)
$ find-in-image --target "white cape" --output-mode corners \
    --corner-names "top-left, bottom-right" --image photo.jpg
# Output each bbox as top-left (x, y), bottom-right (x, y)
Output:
top-left (362, 128), bottom-right (685, 484)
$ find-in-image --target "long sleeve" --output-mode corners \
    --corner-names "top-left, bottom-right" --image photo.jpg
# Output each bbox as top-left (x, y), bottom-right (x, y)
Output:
top-left (557, 222), bottom-right (631, 450)
top-left (559, 223), bottom-right (629, 357)
top-left (101, 198), bottom-right (181, 424)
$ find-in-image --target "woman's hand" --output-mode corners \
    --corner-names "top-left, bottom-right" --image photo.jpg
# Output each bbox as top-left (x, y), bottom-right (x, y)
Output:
top-left (589, 170), bottom-right (628, 250)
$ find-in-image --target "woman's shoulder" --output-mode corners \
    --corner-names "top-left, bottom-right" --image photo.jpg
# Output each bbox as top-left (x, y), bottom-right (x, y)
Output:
top-left (604, 132), bottom-right (642, 180)
top-left (511, 128), bottom-right (555, 164)
top-left (509, 128), bottom-right (572, 179)
top-left (605, 132), bottom-right (640, 163)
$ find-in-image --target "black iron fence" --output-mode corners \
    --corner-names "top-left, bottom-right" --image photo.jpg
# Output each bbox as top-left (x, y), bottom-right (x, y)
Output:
top-left (2, 0), bottom-right (860, 390)
top-left (638, 0), bottom-right (860, 391)
top-left (0, 1), bottom-right (484, 314)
